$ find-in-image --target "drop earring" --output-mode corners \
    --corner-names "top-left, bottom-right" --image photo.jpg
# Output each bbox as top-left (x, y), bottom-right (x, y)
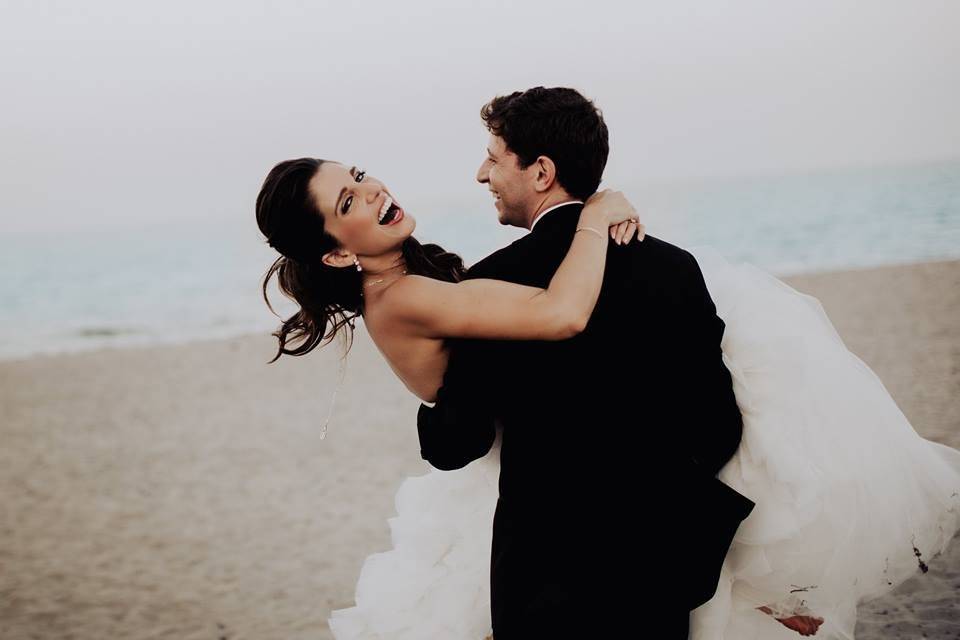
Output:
top-left (354, 256), bottom-right (362, 272)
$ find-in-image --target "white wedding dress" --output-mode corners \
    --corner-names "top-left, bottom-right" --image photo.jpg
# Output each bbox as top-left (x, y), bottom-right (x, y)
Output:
top-left (328, 247), bottom-right (960, 640)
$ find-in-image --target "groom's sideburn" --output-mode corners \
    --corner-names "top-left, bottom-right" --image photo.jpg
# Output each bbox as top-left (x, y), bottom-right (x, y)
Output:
top-left (417, 203), bottom-right (755, 638)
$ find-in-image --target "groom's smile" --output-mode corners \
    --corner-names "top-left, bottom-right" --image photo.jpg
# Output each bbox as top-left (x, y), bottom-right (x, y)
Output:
top-left (476, 133), bottom-right (537, 228)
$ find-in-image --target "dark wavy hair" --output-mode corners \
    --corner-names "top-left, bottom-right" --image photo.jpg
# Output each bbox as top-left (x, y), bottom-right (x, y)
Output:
top-left (256, 158), bottom-right (466, 363)
top-left (481, 86), bottom-right (609, 200)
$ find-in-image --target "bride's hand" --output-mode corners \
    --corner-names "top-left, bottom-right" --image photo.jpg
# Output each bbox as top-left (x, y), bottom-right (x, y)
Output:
top-left (583, 189), bottom-right (645, 245)
top-left (609, 218), bottom-right (645, 245)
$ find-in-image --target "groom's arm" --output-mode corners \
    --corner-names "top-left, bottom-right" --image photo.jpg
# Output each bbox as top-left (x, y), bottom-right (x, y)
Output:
top-left (416, 251), bottom-right (514, 471)
top-left (663, 250), bottom-right (753, 522)
top-left (674, 251), bottom-right (745, 479)
top-left (656, 249), bottom-right (755, 611)
top-left (417, 338), bottom-right (498, 470)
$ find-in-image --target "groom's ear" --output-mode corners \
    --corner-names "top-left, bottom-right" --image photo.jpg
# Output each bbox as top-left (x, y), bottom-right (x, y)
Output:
top-left (532, 155), bottom-right (557, 193)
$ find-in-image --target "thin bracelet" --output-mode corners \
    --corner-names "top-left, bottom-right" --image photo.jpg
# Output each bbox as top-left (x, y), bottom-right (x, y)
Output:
top-left (576, 226), bottom-right (607, 240)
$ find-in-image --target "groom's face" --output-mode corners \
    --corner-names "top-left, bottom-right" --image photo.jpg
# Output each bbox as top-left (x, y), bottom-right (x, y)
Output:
top-left (477, 134), bottom-right (537, 227)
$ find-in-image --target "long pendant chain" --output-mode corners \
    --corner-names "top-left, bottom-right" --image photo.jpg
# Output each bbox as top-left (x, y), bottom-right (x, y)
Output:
top-left (319, 353), bottom-right (348, 440)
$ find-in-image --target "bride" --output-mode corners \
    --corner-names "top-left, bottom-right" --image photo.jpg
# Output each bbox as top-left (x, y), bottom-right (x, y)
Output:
top-left (255, 158), bottom-right (960, 639)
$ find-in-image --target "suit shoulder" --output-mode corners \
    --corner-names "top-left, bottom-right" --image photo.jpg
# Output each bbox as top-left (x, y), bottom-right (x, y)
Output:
top-left (636, 234), bottom-right (693, 259)
top-left (465, 236), bottom-right (529, 280)
top-left (629, 234), bottom-right (700, 272)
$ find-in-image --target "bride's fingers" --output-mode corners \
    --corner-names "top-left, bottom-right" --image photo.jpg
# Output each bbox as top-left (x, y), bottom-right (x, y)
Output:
top-left (607, 220), bottom-right (630, 244)
top-left (607, 220), bottom-right (641, 245)
top-left (624, 219), bottom-right (644, 243)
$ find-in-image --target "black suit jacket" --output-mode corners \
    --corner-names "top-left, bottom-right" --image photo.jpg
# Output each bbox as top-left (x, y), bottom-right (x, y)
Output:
top-left (417, 203), bottom-right (755, 634)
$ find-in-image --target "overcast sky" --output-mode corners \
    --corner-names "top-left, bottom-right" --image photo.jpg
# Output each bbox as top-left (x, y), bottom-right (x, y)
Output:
top-left (1, 0), bottom-right (958, 234)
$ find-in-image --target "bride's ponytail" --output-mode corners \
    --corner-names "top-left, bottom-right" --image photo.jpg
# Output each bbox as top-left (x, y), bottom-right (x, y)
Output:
top-left (257, 158), bottom-right (363, 363)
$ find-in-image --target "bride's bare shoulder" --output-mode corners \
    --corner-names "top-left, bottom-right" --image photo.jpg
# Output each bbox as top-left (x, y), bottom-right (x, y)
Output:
top-left (384, 274), bottom-right (454, 299)
top-left (375, 275), bottom-right (450, 324)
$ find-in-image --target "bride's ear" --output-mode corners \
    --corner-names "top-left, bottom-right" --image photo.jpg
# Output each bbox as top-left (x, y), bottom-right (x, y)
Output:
top-left (532, 155), bottom-right (557, 193)
top-left (322, 249), bottom-right (356, 269)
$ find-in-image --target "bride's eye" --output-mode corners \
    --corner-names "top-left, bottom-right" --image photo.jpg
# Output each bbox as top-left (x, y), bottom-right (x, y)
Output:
top-left (341, 169), bottom-right (367, 214)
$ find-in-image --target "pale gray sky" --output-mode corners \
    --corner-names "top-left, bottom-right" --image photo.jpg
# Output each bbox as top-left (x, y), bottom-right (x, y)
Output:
top-left (1, 0), bottom-right (958, 233)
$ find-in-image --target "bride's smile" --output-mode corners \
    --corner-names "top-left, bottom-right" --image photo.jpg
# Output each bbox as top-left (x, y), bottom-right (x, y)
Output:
top-left (308, 162), bottom-right (417, 258)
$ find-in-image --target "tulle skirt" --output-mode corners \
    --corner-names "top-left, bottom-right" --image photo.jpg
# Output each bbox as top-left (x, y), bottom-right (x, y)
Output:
top-left (328, 440), bottom-right (500, 639)
top-left (329, 247), bottom-right (960, 640)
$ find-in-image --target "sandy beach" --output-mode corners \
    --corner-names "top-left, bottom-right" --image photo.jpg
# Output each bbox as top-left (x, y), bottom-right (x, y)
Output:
top-left (1, 259), bottom-right (958, 639)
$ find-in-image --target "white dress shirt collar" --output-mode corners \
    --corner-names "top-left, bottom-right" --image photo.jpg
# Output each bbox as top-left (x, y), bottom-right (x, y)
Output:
top-left (529, 199), bottom-right (585, 231)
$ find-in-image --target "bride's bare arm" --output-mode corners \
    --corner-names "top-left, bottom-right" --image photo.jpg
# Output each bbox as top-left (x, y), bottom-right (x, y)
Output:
top-left (385, 190), bottom-right (643, 341)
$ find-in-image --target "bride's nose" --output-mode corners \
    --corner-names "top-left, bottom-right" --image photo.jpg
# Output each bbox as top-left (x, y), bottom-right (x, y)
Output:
top-left (362, 182), bottom-right (383, 204)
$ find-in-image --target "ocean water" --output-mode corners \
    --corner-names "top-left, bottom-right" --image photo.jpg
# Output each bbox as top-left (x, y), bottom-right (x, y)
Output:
top-left (2, 159), bottom-right (958, 361)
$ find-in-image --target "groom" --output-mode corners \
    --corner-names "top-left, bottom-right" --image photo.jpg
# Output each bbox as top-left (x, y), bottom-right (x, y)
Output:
top-left (416, 87), bottom-right (755, 639)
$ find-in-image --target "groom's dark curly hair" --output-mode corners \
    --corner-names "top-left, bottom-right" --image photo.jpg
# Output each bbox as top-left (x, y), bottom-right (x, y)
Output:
top-left (480, 86), bottom-right (609, 200)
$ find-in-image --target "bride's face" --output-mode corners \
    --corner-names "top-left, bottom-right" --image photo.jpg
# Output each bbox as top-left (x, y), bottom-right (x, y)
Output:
top-left (308, 162), bottom-right (415, 265)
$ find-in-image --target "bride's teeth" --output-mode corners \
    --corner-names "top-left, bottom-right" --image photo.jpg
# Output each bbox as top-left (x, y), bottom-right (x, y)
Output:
top-left (379, 196), bottom-right (393, 222)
